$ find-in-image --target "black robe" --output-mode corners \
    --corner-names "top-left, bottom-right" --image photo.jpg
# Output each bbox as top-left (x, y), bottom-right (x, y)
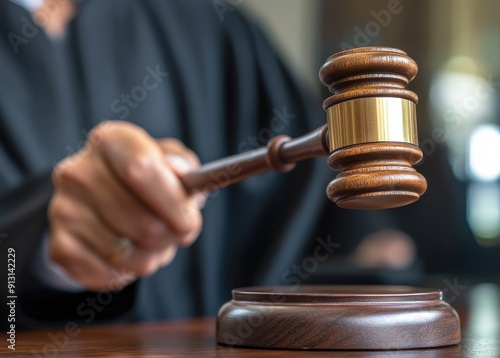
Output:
top-left (0, 0), bottom-right (390, 329)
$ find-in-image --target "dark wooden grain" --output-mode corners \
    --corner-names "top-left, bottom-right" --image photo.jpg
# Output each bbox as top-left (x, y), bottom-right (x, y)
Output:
top-left (217, 285), bottom-right (460, 350)
top-left (327, 143), bottom-right (427, 209)
top-left (180, 47), bottom-right (427, 210)
top-left (319, 47), bottom-right (427, 210)
top-left (179, 125), bottom-right (330, 193)
top-left (12, 285), bottom-right (500, 357)
top-left (319, 47), bottom-right (419, 107)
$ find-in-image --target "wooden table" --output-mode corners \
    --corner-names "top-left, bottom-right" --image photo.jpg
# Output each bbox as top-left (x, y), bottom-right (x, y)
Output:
top-left (13, 284), bottom-right (500, 357)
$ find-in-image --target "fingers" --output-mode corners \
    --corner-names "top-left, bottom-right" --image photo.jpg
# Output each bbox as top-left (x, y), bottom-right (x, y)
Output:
top-left (49, 227), bottom-right (118, 291)
top-left (49, 194), bottom-right (176, 280)
top-left (157, 138), bottom-right (201, 169)
top-left (49, 121), bottom-right (206, 291)
top-left (159, 139), bottom-right (207, 214)
top-left (59, 153), bottom-right (172, 250)
top-left (353, 229), bottom-right (416, 269)
top-left (95, 123), bottom-right (202, 237)
top-left (49, 197), bottom-right (132, 291)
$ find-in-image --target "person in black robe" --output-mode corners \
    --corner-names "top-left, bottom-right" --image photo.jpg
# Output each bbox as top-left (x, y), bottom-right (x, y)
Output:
top-left (0, 0), bottom-right (403, 330)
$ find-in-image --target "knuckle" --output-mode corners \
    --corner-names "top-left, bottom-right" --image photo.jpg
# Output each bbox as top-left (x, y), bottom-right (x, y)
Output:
top-left (160, 138), bottom-right (199, 164)
top-left (178, 205), bottom-right (203, 235)
top-left (123, 152), bottom-right (156, 182)
top-left (164, 138), bottom-right (184, 148)
top-left (47, 197), bottom-right (63, 221)
top-left (177, 232), bottom-right (198, 248)
top-left (87, 126), bottom-right (104, 148)
top-left (190, 213), bottom-right (203, 238)
top-left (160, 247), bottom-right (177, 267)
top-left (48, 196), bottom-right (68, 221)
top-left (135, 255), bottom-right (159, 277)
top-left (52, 160), bottom-right (72, 186)
top-left (137, 220), bottom-right (167, 248)
top-left (90, 120), bottom-right (130, 145)
top-left (49, 236), bottom-right (76, 268)
top-left (180, 208), bottom-right (203, 234)
top-left (177, 215), bottom-right (203, 247)
top-left (48, 196), bottom-right (78, 223)
top-left (102, 120), bottom-right (146, 140)
top-left (163, 254), bottom-right (175, 267)
top-left (52, 159), bottom-right (91, 191)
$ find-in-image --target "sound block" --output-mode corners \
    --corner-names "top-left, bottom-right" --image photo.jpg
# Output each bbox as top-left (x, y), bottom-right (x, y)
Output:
top-left (216, 285), bottom-right (460, 350)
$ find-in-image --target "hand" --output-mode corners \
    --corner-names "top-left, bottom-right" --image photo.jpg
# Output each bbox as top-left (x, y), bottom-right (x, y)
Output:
top-left (48, 121), bottom-right (204, 291)
top-left (353, 229), bottom-right (416, 270)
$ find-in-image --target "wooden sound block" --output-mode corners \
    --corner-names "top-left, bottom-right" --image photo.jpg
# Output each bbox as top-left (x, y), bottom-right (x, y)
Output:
top-left (216, 285), bottom-right (460, 350)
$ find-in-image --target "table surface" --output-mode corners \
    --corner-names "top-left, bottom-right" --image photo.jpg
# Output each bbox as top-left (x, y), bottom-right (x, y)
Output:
top-left (13, 284), bottom-right (500, 357)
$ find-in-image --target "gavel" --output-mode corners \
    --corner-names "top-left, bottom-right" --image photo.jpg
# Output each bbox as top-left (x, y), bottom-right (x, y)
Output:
top-left (180, 47), bottom-right (427, 210)
top-left (207, 47), bottom-right (459, 351)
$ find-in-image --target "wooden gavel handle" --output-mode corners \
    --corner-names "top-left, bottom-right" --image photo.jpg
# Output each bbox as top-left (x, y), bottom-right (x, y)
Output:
top-left (180, 125), bottom-right (330, 193)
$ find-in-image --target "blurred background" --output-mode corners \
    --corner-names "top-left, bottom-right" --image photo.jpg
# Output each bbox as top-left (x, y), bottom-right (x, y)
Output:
top-left (244, 0), bottom-right (500, 284)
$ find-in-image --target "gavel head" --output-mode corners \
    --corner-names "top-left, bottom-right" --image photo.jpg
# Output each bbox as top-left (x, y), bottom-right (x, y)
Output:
top-left (319, 47), bottom-right (427, 210)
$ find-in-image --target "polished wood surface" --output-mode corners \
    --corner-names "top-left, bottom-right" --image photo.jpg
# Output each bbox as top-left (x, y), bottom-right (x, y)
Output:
top-left (327, 142), bottom-right (427, 209)
top-left (180, 47), bottom-right (427, 210)
top-left (13, 284), bottom-right (500, 357)
top-left (180, 125), bottom-right (330, 193)
top-left (217, 285), bottom-right (460, 350)
top-left (320, 47), bottom-right (427, 209)
top-left (319, 47), bottom-right (418, 106)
